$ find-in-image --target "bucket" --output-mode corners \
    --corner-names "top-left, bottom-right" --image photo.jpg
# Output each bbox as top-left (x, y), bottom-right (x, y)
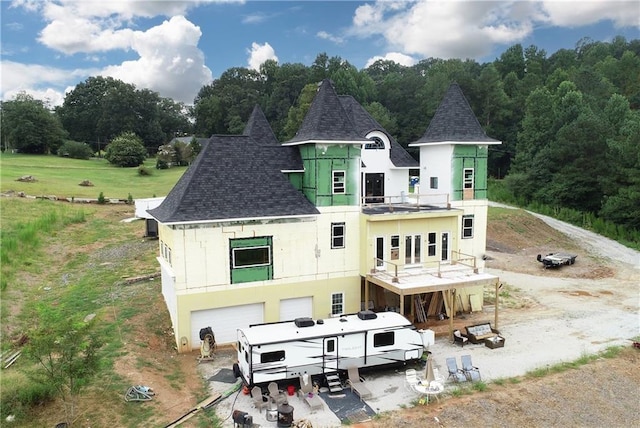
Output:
top-left (287, 385), bottom-right (295, 396)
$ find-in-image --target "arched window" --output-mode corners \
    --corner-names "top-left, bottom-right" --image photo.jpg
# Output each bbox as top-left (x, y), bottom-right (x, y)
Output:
top-left (364, 136), bottom-right (385, 150)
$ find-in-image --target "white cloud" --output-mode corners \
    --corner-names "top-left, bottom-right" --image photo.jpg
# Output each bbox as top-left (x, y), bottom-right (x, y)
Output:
top-left (101, 16), bottom-right (212, 104)
top-left (247, 42), bottom-right (278, 71)
top-left (317, 31), bottom-right (344, 44)
top-left (350, 0), bottom-right (639, 61)
top-left (365, 52), bottom-right (417, 68)
top-left (8, 1), bottom-right (217, 105)
top-left (0, 60), bottom-right (97, 105)
top-left (541, 0), bottom-right (640, 28)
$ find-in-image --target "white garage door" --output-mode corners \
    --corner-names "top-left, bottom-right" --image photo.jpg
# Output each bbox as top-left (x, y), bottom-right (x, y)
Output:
top-left (191, 303), bottom-right (264, 348)
top-left (279, 297), bottom-right (313, 321)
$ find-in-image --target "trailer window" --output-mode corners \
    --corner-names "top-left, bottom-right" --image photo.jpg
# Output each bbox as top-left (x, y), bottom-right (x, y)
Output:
top-left (373, 332), bottom-right (395, 347)
top-left (326, 339), bottom-right (335, 353)
top-left (260, 350), bottom-right (285, 363)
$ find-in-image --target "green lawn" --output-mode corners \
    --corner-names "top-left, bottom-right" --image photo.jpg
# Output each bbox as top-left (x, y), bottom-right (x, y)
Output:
top-left (0, 153), bottom-right (187, 200)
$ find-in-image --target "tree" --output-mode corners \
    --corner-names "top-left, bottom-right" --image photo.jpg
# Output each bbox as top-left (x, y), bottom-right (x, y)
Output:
top-left (25, 305), bottom-right (101, 425)
top-left (1, 92), bottom-right (67, 154)
top-left (104, 132), bottom-right (147, 167)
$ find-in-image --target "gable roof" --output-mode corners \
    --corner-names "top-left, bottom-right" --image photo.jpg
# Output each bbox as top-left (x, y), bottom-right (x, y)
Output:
top-left (148, 135), bottom-right (319, 223)
top-left (410, 83), bottom-right (500, 145)
top-left (285, 79), bottom-right (369, 145)
top-left (339, 95), bottom-right (418, 168)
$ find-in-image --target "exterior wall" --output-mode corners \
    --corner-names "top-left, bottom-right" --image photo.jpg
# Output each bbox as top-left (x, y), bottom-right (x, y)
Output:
top-left (451, 199), bottom-right (489, 271)
top-left (417, 144), bottom-right (453, 198)
top-left (385, 168), bottom-right (412, 201)
top-left (360, 132), bottom-right (411, 201)
top-left (358, 210), bottom-right (463, 275)
top-left (175, 275), bottom-right (361, 350)
top-left (158, 205), bottom-right (362, 349)
top-left (452, 145), bottom-right (489, 201)
top-left (300, 144), bottom-right (361, 207)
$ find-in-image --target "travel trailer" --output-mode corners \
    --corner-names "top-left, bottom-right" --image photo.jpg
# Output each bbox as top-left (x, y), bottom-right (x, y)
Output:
top-left (236, 310), bottom-right (435, 386)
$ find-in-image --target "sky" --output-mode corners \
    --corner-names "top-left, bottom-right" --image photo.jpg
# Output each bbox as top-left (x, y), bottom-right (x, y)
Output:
top-left (1, 0), bottom-right (638, 107)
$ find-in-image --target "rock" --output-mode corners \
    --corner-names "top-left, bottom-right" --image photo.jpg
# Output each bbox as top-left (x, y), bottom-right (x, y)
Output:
top-left (17, 175), bottom-right (36, 182)
top-left (79, 180), bottom-right (94, 187)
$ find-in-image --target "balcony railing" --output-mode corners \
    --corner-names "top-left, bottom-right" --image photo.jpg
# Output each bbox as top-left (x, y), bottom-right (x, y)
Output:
top-left (361, 192), bottom-right (451, 214)
top-left (370, 250), bottom-right (478, 283)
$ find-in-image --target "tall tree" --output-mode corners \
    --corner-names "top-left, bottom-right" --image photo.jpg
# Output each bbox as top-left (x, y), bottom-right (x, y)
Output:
top-left (1, 92), bottom-right (67, 154)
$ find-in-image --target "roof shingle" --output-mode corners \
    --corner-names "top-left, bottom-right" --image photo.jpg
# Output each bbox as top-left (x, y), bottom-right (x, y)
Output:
top-left (286, 79), bottom-right (369, 144)
top-left (148, 135), bottom-right (318, 223)
top-left (411, 83), bottom-right (500, 145)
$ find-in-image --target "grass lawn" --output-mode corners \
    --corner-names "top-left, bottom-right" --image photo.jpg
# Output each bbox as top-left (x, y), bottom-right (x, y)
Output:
top-left (0, 153), bottom-right (187, 200)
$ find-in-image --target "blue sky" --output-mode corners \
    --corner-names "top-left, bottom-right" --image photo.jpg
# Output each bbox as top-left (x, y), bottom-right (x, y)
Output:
top-left (1, 1), bottom-right (638, 106)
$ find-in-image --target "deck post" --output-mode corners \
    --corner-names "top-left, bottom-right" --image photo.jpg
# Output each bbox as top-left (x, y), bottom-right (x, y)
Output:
top-left (494, 279), bottom-right (499, 330)
top-left (448, 289), bottom-right (455, 340)
top-left (364, 279), bottom-right (370, 313)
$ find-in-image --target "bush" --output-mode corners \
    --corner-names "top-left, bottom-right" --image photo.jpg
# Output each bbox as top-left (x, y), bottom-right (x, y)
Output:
top-left (0, 372), bottom-right (56, 420)
top-left (138, 166), bottom-right (151, 176)
top-left (57, 140), bottom-right (93, 160)
top-left (156, 158), bottom-right (169, 169)
top-left (104, 132), bottom-right (147, 167)
top-left (97, 192), bottom-right (106, 204)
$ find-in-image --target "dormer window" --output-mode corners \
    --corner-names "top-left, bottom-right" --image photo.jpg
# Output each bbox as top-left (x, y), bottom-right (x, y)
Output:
top-left (364, 136), bottom-right (385, 150)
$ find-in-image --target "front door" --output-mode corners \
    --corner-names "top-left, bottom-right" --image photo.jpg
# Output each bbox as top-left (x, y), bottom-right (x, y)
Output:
top-left (323, 336), bottom-right (339, 373)
top-left (364, 173), bottom-right (384, 203)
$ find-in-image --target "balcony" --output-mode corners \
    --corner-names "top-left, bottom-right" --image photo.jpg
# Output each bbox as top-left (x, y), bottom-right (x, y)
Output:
top-left (361, 192), bottom-right (452, 215)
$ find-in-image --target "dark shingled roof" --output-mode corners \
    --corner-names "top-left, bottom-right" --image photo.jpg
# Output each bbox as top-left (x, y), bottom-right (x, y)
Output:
top-left (286, 79), bottom-right (369, 144)
top-left (411, 83), bottom-right (500, 145)
top-left (339, 95), bottom-right (418, 168)
top-left (243, 105), bottom-right (280, 146)
top-left (148, 135), bottom-right (319, 223)
top-left (244, 104), bottom-right (304, 170)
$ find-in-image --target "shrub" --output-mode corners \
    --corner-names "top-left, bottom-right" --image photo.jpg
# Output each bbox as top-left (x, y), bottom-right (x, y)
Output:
top-left (104, 132), bottom-right (147, 167)
top-left (57, 140), bottom-right (93, 160)
top-left (97, 192), bottom-right (106, 204)
top-left (138, 166), bottom-right (151, 176)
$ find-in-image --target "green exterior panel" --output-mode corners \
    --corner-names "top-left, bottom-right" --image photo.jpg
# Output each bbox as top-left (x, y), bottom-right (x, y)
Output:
top-left (300, 144), bottom-right (361, 207)
top-left (229, 237), bottom-right (273, 284)
top-left (287, 172), bottom-right (303, 191)
top-left (452, 145), bottom-right (489, 201)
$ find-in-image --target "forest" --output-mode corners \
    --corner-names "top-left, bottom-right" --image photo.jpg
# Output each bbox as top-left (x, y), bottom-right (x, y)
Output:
top-left (1, 36), bottom-right (639, 237)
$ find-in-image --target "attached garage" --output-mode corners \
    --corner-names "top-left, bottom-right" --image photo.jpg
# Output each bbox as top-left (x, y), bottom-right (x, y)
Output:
top-left (190, 303), bottom-right (264, 348)
top-left (279, 296), bottom-right (313, 321)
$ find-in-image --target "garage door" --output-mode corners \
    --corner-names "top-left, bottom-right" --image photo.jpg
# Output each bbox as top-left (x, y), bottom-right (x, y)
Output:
top-left (279, 297), bottom-right (313, 321)
top-left (191, 303), bottom-right (264, 348)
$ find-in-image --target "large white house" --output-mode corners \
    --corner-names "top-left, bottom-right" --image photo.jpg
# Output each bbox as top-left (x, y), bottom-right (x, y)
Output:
top-left (148, 80), bottom-right (501, 352)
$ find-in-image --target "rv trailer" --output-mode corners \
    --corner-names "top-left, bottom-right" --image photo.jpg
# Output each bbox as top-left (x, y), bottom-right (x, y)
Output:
top-left (236, 310), bottom-right (435, 386)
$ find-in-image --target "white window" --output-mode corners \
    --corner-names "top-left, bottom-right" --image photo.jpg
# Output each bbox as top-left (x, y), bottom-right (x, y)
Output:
top-left (364, 136), bottom-right (384, 149)
top-left (232, 246), bottom-right (271, 268)
top-left (333, 171), bottom-right (345, 194)
top-left (462, 215), bottom-right (474, 239)
top-left (331, 292), bottom-right (344, 316)
top-left (331, 222), bottom-right (345, 249)
top-left (405, 234), bottom-right (421, 265)
top-left (463, 168), bottom-right (474, 189)
top-left (430, 177), bottom-right (438, 189)
top-left (427, 232), bottom-right (437, 257)
top-left (390, 235), bottom-right (400, 260)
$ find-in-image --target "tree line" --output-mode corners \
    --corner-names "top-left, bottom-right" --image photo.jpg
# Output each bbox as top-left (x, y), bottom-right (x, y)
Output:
top-left (1, 36), bottom-right (638, 234)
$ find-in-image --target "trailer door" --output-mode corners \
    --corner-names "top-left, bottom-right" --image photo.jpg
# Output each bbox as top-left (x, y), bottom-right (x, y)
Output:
top-left (323, 336), bottom-right (339, 373)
